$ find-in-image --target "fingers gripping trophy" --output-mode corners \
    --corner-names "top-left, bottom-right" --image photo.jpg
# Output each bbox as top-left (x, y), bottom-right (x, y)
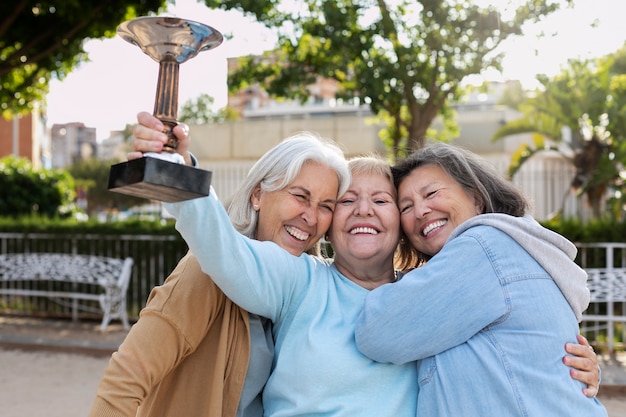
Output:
top-left (108, 16), bottom-right (223, 202)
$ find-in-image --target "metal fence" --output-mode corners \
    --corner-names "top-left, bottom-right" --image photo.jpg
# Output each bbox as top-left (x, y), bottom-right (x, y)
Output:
top-left (577, 243), bottom-right (626, 352)
top-left (1, 233), bottom-right (624, 352)
top-left (0, 232), bottom-right (188, 321)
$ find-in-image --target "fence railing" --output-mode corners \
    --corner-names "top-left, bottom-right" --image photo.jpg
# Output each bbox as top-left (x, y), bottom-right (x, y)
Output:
top-left (0, 232), bottom-right (188, 320)
top-left (1, 233), bottom-right (625, 352)
top-left (576, 242), bottom-right (626, 352)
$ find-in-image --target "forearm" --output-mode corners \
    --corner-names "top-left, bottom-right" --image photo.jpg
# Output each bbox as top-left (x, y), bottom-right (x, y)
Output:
top-left (164, 195), bottom-right (302, 319)
top-left (356, 238), bottom-right (505, 362)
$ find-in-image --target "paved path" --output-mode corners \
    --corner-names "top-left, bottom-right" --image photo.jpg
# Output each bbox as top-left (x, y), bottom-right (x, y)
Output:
top-left (0, 348), bottom-right (108, 417)
top-left (1, 316), bottom-right (625, 416)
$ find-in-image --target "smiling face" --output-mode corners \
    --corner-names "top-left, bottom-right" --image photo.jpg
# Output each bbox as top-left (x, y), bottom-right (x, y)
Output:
top-left (251, 161), bottom-right (339, 256)
top-left (397, 163), bottom-right (480, 257)
top-left (328, 171), bottom-right (400, 278)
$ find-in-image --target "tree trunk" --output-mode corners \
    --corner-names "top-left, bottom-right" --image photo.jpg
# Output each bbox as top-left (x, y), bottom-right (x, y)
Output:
top-left (407, 97), bottom-right (442, 154)
top-left (571, 135), bottom-right (607, 218)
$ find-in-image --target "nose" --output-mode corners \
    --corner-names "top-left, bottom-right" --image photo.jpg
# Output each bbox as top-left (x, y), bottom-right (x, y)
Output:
top-left (301, 204), bottom-right (319, 225)
top-left (413, 199), bottom-right (431, 219)
top-left (355, 198), bottom-right (373, 217)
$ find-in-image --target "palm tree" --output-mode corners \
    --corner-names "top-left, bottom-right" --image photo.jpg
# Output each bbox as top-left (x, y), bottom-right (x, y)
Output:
top-left (492, 59), bottom-right (616, 219)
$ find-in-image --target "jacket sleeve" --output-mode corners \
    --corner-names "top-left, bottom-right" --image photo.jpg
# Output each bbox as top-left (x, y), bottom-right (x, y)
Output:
top-left (355, 234), bottom-right (508, 364)
top-left (88, 252), bottom-right (228, 417)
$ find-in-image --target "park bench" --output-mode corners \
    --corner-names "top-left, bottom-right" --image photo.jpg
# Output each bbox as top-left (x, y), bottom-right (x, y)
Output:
top-left (0, 253), bottom-right (133, 331)
top-left (577, 243), bottom-right (626, 352)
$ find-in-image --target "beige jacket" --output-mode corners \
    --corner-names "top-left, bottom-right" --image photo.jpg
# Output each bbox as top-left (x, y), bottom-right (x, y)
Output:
top-left (89, 252), bottom-right (251, 417)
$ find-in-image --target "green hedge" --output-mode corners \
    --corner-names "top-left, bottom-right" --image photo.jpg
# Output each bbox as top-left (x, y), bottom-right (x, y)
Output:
top-left (541, 217), bottom-right (626, 244)
top-left (0, 215), bottom-right (178, 235)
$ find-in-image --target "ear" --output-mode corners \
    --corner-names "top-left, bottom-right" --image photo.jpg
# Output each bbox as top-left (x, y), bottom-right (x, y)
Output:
top-left (250, 184), bottom-right (262, 209)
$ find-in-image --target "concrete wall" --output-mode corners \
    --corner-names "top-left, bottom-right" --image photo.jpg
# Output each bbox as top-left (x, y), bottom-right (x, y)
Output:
top-left (188, 114), bottom-right (386, 163)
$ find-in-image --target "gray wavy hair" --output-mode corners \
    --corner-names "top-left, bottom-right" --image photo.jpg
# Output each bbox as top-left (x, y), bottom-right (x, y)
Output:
top-left (392, 142), bottom-right (529, 270)
top-left (227, 131), bottom-right (351, 242)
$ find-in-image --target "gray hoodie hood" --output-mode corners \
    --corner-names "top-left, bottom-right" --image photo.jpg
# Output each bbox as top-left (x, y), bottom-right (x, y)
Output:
top-left (449, 213), bottom-right (590, 322)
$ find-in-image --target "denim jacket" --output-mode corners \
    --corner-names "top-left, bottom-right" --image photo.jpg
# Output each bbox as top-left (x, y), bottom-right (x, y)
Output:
top-left (355, 215), bottom-right (607, 416)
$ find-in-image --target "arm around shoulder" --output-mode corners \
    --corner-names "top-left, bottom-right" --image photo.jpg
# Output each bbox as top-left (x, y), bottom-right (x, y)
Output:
top-left (355, 235), bottom-right (507, 363)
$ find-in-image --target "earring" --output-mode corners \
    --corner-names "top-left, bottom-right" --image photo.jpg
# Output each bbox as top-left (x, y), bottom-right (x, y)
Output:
top-left (253, 204), bottom-right (260, 211)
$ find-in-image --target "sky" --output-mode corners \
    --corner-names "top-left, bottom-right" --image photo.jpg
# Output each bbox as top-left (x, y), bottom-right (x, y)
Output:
top-left (45, 0), bottom-right (626, 141)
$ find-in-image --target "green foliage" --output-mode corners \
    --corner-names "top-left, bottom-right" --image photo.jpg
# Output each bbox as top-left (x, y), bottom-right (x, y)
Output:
top-left (541, 217), bottom-right (626, 244)
top-left (0, 156), bottom-right (76, 217)
top-left (204, 0), bottom-right (571, 157)
top-left (179, 93), bottom-right (239, 124)
top-left (493, 45), bottom-right (626, 219)
top-left (0, 0), bottom-right (168, 118)
top-left (504, 134), bottom-right (561, 179)
top-left (0, 215), bottom-right (177, 235)
top-left (67, 158), bottom-right (145, 214)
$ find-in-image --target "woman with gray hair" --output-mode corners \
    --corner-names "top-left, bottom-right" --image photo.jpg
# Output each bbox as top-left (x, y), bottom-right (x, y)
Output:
top-left (355, 142), bottom-right (606, 416)
top-left (89, 112), bottom-right (350, 417)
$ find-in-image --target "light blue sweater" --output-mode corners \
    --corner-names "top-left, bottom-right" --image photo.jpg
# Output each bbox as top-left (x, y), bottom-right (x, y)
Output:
top-left (165, 194), bottom-right (417, 417)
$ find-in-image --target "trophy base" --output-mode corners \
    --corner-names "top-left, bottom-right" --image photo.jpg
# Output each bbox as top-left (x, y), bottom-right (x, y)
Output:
top-left (108, 157), bottom-right (212, 202)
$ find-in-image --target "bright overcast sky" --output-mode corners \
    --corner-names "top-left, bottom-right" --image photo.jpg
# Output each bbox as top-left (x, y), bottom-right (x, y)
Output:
top-left (45, 0), bottom-right (626, 141)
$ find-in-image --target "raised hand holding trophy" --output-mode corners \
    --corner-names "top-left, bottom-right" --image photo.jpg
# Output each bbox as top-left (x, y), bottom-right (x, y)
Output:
top-left (108, 16), bottom-right (223, 202)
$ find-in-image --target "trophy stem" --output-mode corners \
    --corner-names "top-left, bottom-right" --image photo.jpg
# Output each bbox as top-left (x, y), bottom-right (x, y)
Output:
top-left (108, 16), bottom-right (223, 202)
top-left (154, 59), bottom-right (180, 152)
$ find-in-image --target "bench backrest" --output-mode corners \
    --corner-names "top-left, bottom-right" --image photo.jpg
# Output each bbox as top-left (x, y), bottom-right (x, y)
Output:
top-left (586, 268), bottom-right (626, 302)
top-left (0, 253), bottom-right (133, 291)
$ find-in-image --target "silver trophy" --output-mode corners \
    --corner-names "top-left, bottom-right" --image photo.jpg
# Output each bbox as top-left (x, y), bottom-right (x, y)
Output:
top-left (108, 16), bottom-right (223, 202)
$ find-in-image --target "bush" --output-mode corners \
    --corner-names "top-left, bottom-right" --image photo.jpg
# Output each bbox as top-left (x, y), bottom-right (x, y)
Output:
top-left (0, 156), bottom-right (77, 218)
top-left (541, 217), bottom-right (626, 243)
top-left (0, 215), bottom-right (178, 235)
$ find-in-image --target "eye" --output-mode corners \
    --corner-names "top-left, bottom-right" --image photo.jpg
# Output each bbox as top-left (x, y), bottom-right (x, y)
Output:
top-left (338, 198), bottom-right (355, 205)
top-left (425, 189), bottom-right (439, 199)
top-left (374, 198), bottom-right (390, 205)
top-left (320, 203), bottom-right (335, 213)
top-left (290, 192), bottom-right (309, 202)
top-left (399, 203), bottom-right (413, 214)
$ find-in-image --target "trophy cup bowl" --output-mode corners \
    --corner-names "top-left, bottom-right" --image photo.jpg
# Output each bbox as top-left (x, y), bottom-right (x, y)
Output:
top-left (108, 16), bottom-right (223, 202)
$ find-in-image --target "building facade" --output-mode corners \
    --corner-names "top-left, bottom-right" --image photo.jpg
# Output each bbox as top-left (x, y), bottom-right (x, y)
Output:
top-left (0, 108), bottom-right (50, 169)
top-left (50, 122), bottom-right (97, 168)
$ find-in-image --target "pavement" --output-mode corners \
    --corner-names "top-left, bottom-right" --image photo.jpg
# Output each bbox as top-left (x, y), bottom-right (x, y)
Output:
top-left (0, 315), bottom-right (625, 416)
top-left (0, 315), bottom-right (128, 357)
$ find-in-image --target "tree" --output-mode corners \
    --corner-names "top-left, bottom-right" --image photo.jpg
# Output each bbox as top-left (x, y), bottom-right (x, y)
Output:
top-left (603, 46), bottom-right (626, 218)
top-left (68, 158), bottom-right (145, 215)
top-left (493, 47), bottom-right (626, 219)
top-left (179, 93), bottom-right (239, 125)
top-left (0, 0), bottom-right (167, 119)
top-left (0, 156), bottom-right (76, 217)
top-left (203, 0), bottom-right (571, 158)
